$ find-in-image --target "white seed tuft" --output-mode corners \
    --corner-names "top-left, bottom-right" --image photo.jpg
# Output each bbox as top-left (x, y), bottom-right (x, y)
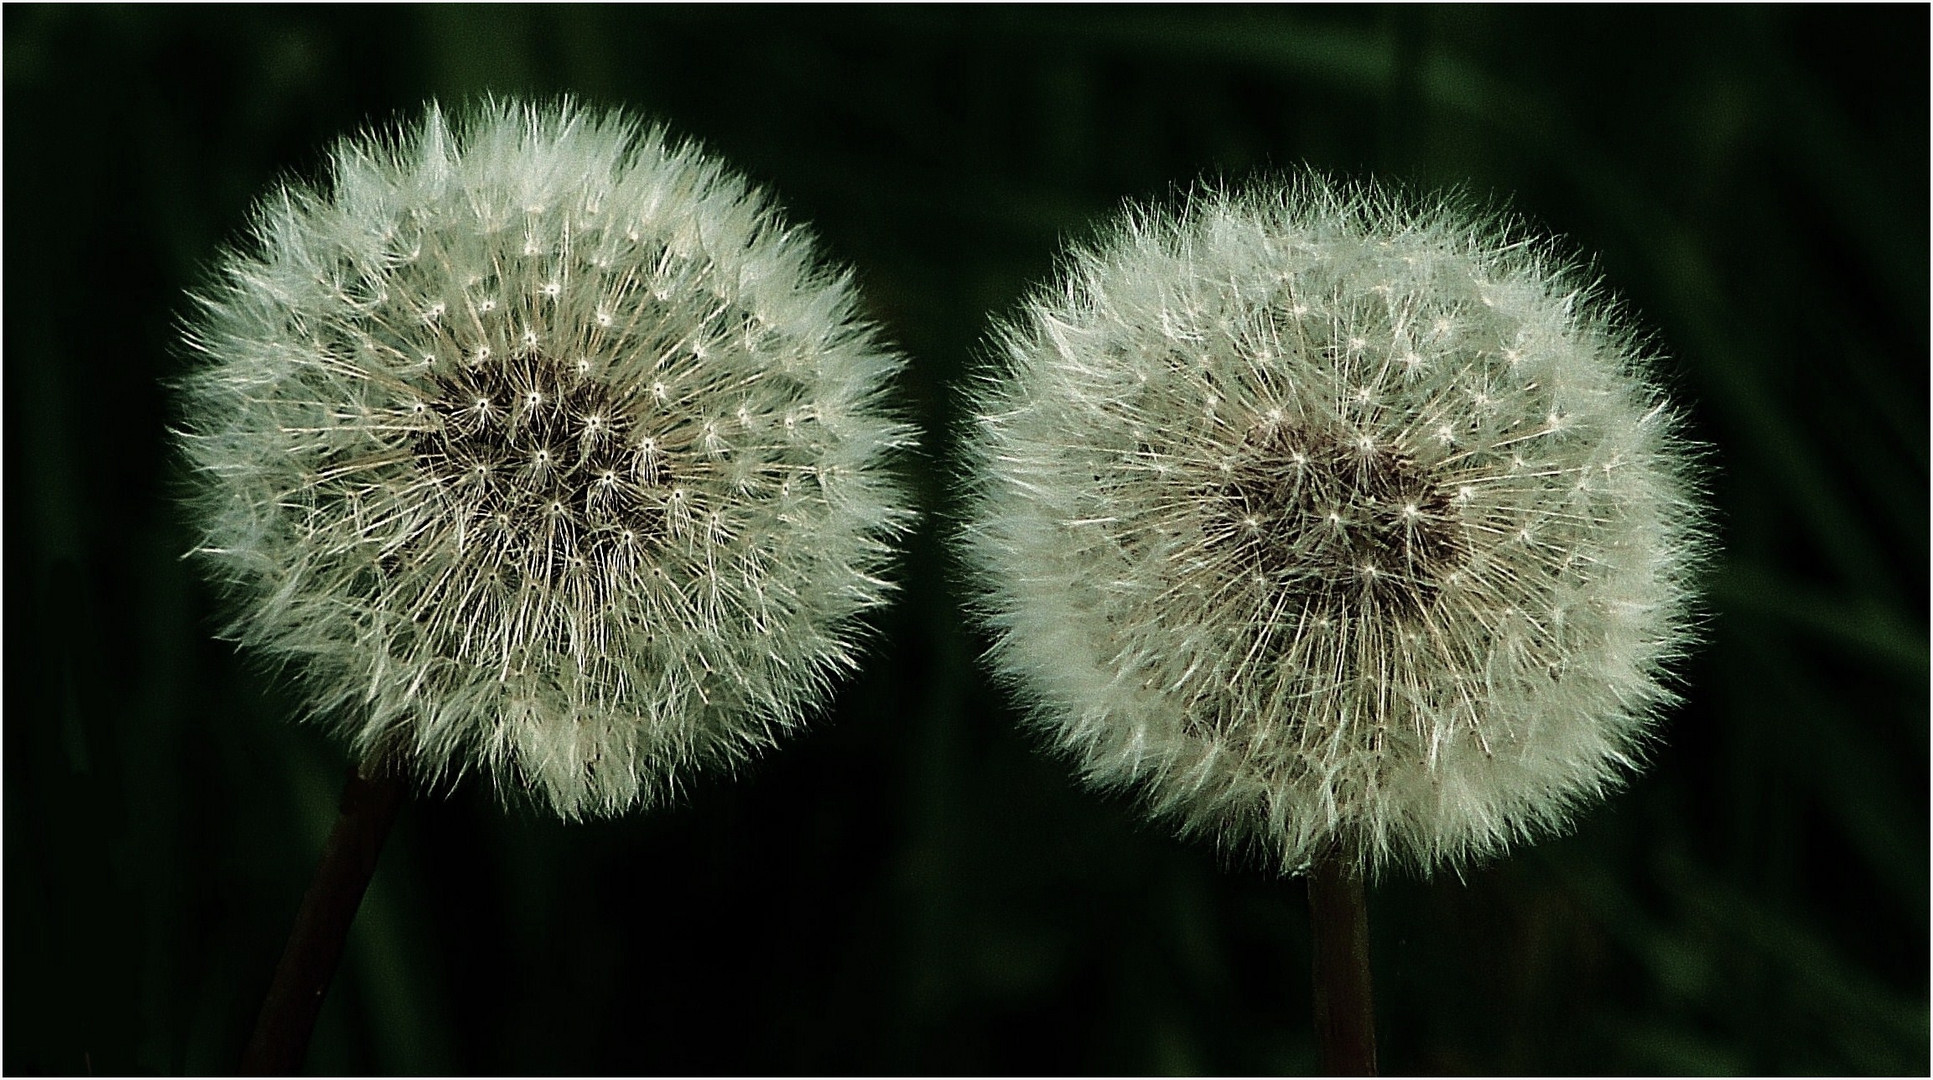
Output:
top-left (960, 177), bottom-right (1709, 877)
top-left (178, 100), bottom-right (915, 819)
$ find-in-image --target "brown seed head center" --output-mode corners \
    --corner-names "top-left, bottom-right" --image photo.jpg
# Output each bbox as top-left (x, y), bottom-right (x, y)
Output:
top-left (410, 352), bottom-right (672, 584)
top-left (1221, 422), bottom-right (1465, 617)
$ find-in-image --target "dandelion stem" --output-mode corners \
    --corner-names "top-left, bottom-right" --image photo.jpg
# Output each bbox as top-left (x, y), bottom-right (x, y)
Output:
top-left (1308, 851), bottom-right (1377, 1075)
top-left (241, 759), bottom-right (405, 1075)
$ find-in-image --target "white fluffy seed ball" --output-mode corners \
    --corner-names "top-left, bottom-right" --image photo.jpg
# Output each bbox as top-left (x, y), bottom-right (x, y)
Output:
top-left (963, 179), bottom-right (1708, 876)
top-left (178, 100), bottom-right (915, 818)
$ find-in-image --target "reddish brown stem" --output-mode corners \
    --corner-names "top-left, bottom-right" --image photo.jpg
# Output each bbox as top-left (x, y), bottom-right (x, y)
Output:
top-left (241, 761), bottom-right (405, 1075)
top-left (1309, 851), bottom-right (1378, 1075)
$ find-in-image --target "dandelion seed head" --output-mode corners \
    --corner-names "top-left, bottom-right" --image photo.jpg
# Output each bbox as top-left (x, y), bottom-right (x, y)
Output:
top-left (963, 177), bottom-right (1708, 876)
top-left (178, 100), bottom-right (914, 818)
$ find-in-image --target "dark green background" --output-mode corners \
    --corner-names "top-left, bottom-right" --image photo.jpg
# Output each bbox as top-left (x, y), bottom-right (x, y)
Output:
top-left (8, 5), bottom-right (1927, 1074)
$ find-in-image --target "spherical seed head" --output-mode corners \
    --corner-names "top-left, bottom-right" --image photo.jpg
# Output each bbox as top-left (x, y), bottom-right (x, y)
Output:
top-left (963, 178), bottom-right (1709, 876)
top-left (178, 100), bottom-right (915, 818)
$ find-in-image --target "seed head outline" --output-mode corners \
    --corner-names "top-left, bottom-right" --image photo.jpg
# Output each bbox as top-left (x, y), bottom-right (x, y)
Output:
top-left (178, 100), bottom-right (916, 818)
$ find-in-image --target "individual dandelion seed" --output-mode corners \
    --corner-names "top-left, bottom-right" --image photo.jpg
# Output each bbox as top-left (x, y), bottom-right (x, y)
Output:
top-left (961, 176), bottom-right (1708, 880)
top-left (177, 99), bottom-right (915, 815)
